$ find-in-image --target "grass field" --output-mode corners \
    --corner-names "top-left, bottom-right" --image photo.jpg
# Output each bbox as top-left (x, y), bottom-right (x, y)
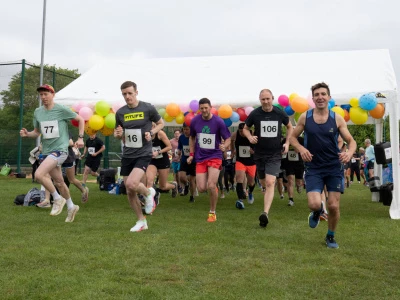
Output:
top-left (1, 175), bottom-right (400, 299)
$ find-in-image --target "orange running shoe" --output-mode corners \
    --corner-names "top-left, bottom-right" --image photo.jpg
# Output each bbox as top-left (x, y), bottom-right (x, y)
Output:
top-left (207, 213), bottom-right (217, 222)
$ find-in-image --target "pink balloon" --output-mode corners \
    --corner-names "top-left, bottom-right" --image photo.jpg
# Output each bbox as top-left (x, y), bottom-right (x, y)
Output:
top-left (79, 106), bottom-right (93, 121)
top-left (307, 93), bottom-right (315, 108)
top-left (74, 101), bottom-right (88, 113)
top-left (278, 95), bottom-right (289, 107)
top-left (112, 102), bottom-right (125, 113)
top-left (244, 106), bottom-right (254, 116)
top-left (179, 103), bottom-right (190, 113)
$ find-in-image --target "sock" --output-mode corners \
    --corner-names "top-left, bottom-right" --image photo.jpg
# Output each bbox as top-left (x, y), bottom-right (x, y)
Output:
top-left (40, 185), bottom-right (45, 191)
top-left (66, 198), bottom-right (75, 209)
top-left (327, 229), bottom-right (335, 237)
top-left (248, 184), bottom-right (255, 194)
top-left (236, 183), bottom-right (246, 200)
top-left (289, 197), bottom-right (294, 202)
top-left (209, 210), bottom-right (215, 214)
top-left (51, 191), bottom-right (61, 200)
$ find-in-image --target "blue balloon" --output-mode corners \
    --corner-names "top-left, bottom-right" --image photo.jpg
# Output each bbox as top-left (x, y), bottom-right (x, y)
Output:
top-left (184, 111), bottom-right (189, 116)
top-left (328, 103), bottom-right (334, 110)
top-left (223, 118), bottom-right (232, 127)
top-left (285, 105), bottom-right (295, 116)
top-left (359, 93), bottom-right (378, 111)
top-left (230, 111), bottom-right (240, 122)
top-left (329, 99), bottom-right (335, 107)
top-left (341, 104), bottom-right (351, 111)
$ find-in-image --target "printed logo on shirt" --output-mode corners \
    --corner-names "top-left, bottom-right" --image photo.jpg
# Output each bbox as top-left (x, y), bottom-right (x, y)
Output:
top-left (329, 128), bottom-right (334, 132)
top-left (202, 126), bottom-right (211, 134)
top-left (124, 112), bottom-right (144, 121)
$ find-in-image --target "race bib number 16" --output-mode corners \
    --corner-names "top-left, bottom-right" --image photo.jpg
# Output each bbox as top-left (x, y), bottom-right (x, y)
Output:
top-left (125, 129), bottom-right (142, 148)
top-left (260, 121), bottom-right (278, 138)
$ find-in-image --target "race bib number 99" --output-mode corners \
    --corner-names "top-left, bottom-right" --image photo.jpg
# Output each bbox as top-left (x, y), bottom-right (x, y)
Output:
top-left (199, 133), bottom-right (215, 149)
top-left (260, 121), bottom-right (278, 138)
top-left (41, 120), bottom-right (59, 139)
top-left (125, 129), bottom-right (142, 148)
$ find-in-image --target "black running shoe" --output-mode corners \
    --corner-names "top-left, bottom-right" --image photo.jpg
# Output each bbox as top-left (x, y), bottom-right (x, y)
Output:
top-left (189, 196), bottom-right (195, 202)
top-left (184, 183), bottom-right (189, 196)
top-left (171, 182), bottom-right (178, 198)
top-left (154, 190), bottom-right (160, 206)
top-left (259, 212), bottom-right (269, 228)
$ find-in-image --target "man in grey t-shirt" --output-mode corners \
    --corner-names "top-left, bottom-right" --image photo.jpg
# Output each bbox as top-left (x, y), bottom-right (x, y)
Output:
top-left (114, 81), bottom-right (164, 232)
top-left (20, 84), bottom-right (85, 222)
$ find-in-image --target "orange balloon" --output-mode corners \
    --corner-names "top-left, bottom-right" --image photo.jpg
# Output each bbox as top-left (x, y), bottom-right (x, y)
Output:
top-left (84, 122), bottom-right (98, 135)
top-left (218, 104), bottom-right (233, 119)
top-left (100, 125), bottom-right (114, 136)
top-left (166, 103), bottom-right (180, 117)
top-left (291, 96), bottom-right (309, 113)
top-left (369, 103), bottom-right (385, 119)
top-left (343, 109), bottom-right (350, 122)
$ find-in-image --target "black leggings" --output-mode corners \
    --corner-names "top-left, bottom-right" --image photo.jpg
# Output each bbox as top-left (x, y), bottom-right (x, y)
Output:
top-left (350, 165), bottom-right (361, 182)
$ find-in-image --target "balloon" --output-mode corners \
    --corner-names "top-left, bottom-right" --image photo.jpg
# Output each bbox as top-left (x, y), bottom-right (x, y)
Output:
top-left (294, 112), bottom-right (301, 122)
top-left (166, 103), bottom-right (180, 117)
top-left (349, 98), bottom-right (359, 107)
top-left (175, 112), bottom-right (185, 124)
top-left (369, 103), bottom-right (385, 119)
top-left (218, 104), bottom-right (233, 119)
top-left (291, 97), bottom-right (309, 113)
top-left (99, 125), bottom-right (114, 137)
top-left (237, 108), bottom-right (247, 121)
top-left (184, 112), bottom-right (195, 126)
top-left (350, 107), bottom-right (368, 125)
top-left (211, 107), bottom-right (218, 116)
top-left (84, 122), bottom-right (98, 135)
top-left (244, 106), bottom-right (254, 116)
top-left (112, 102), bottom-right (125, 113)
top-left (343, 109), bottom-right (350, 122)
top-left (95, 101), bottom-right (111, 117)
top-left (278, 95), bottom-right (289, 107)
top-left (88, 114), bottom-right (105, 130)
top-left (273, 103), bottom-right (284, 110)
top-left (230, 111), bottom-right (240, 122)
top-left (359, 93), bottom-right (378, 111)
top-left (79, 106), bottom-right (94, 121)
top-left (285, 105), bottom-right (295, 116)
top-left (307, 93), bottom-right (315, 108)
top-left (72, 101), bottom-right (88, 113)
top-left (341, 104), bottom-right (351, 111)
top-left (158, 108), bottom-right (166, 117)
top-left (71, 119), bottom-right (79, 127)
top-left (179, 103), bottom-right (190, 113)
top-left (331, 106), bottom-right (345, 118)
top-left (189, 100), bottom-right (199, 112)
top-left (163, 112), bottom-right (174, 122)
top-left (329, 99), bottom-right (336, 107)
top-left (289, 93), bottom-right (298, 103)
top-left (104, 113), bottom-right (116, 129)
top-left (223, 118), bottom-right (232, 127)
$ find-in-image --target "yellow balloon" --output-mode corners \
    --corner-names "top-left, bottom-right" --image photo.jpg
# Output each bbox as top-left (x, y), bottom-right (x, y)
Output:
top-left (350, 107), bottom-right (368, 125)
top-left (349, 98), bottom-right (359, 107)
top-left (88, 115), bottom-right (105, 131)
top-left (164, 112), bottom-right (174, 122)
top-left (331, 106), bottom-right (345, 118)
top-left (289, 93), bottom-right (299, 104)
top-left (175, 113), bottom-right (185, 124)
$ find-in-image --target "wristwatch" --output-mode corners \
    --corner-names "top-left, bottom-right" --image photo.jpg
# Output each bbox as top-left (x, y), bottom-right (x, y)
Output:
top-left (78, 134), bottom-right (84, 138)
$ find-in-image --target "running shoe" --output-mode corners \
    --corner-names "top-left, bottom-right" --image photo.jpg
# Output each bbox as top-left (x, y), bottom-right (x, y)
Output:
top-left (130, 218), bottom-right (148, 232)
top-left (308, 210), bottom-right (321, 228)
top-left (207, 213), bottom-right (217, 222)
top-left (248, 193), bottom-right (254, 204)
top-left (296, 185), bottom-right (303, 194)
top-left (171, 182), bottom-right (178, 198)
top-left (325, 235), bottom-right (339, 249)
top-left (144, 188), bottom-right (156, 214)
top-left (183, 183), bottom-right (189, 196)
top-left (235, 200), bottom-right (245, 209)
top-left (36, 200), bottom-right (51, 208)
top-left (288, 199), bottom-right (294, 206)
top-left (320, 212), bottom-right (328, 221)
top-left (81, 186), bottom-right (89, 203)
top-left (65, 205), bottom-right (79, 222)
top-left (50, 198), bottom-right (66, 216)
top-left (154, 190), bottom-right (161, 206)
top-left (259, 212), bottom-right (269, 228)
top-left (189, 196), bottom-right (195, 202)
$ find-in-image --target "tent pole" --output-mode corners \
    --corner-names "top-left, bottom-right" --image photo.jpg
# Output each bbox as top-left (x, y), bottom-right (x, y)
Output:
top-left (389, 99), bottom-right (400, 219)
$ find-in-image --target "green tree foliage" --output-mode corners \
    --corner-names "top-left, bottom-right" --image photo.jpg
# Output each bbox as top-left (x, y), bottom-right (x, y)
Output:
top-left (0, 64), bottom-right (80, 130)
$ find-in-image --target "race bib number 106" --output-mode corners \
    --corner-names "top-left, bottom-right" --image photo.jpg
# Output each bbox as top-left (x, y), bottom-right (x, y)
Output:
top-left (260, 121), bottom-right (278, 138)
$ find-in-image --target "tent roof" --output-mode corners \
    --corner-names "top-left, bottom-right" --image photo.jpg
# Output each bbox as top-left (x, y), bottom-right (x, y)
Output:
top-left (55, 49), bottom-right (397, 107)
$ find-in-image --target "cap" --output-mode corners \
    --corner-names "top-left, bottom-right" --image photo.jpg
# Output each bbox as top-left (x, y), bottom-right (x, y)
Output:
top-left (37, 84), bottom-right (55, 93)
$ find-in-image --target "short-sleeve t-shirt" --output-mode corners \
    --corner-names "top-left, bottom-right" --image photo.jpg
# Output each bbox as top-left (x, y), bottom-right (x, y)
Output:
top-left (115, 101), bottom-right (161, 158)
top-left (85, 136), bottom-right (104, 159)
top-left (178, 134), bottom-right (195, 163)
top-left (170, 138), bottom-right (180, 162)
top-left (33, 103), bottom-right (77, 155)
top-left (245, 106), bottom-right (289, 160)
top-left (190, 115), bottom-right (231, 163)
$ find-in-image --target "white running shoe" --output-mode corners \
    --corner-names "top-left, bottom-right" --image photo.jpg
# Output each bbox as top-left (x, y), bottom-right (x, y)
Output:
top-left (194, 188), bottom-right (199, 197)
top-left (81, 187), bottom-right (89, 203)
top-left (144, 187), bottom-right (156, 214)
top-left (288, 200), bottom-right (294, 206)
top-left (130, 219), bottom-right (148, 232)
top-left (50, 198), bottom-right (66, 216)
top-left (65, 205), bottom-right (80, 222)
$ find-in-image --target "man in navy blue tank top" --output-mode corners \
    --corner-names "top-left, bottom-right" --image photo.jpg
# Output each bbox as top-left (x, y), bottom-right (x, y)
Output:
top-left (290, 82), bottom-right (356, 249)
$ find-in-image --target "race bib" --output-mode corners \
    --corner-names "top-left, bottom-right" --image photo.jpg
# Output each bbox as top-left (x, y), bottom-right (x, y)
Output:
top-left (152, 146), bottom-right (162, 159)
top-left (40, 120), bottom-right (59, 139)
top-left (174, 148), bottom-right (179, 156)
top-left (238, 146), bottom-right (251, 158)
top-left (226, 150), bottom-right (232, 160)
top-left (351, 158), bottom-right (356, 163)
top-left (199, 133), bottom-right (215, 149)
top-left (182, 145), bottom-right (190, 156)
top-left (88, 147), bottom-right (95, 154)
top-left (385, 147), bottom-right (392, 160)
top-left (288, 150), bottom-right (299, 161)
top-left (260, 121), bottom-right (278, 138)
top-left (125, 129), bottom-right (142, 148)
top-left (282, 153), bottom-right (287, 159)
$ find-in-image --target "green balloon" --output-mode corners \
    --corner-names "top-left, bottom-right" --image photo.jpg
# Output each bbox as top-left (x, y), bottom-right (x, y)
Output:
top-left (273, 103), bottom-right (284, 110)
top-left (158, 108), bottom-right (166, 116)
top-left (104, 113), bottom-right (116, 129)
top-left (95, 100), bottom-right (111, 117)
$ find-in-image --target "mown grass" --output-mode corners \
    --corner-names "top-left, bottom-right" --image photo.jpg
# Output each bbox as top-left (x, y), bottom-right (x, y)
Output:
top-left (1, 175), bottom-right (400, 299)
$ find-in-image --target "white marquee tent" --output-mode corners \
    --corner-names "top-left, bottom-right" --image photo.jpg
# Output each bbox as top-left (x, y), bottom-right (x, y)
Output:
top-left (55, 49), bottom-right (400, 219)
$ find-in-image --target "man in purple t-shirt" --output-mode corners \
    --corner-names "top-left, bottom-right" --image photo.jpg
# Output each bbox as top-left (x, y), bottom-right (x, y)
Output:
top-left (187, 98), bottom-right (231, 222)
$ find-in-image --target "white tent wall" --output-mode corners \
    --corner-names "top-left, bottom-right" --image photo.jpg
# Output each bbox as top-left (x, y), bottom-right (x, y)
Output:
top-left (55, 49), bottom-right (399, 219)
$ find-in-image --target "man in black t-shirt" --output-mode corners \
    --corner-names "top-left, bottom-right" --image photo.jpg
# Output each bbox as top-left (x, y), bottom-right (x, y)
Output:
top-left (82, 133), bottom-right (105, 188)
top-left (243, 89), bottom-right (293, 228)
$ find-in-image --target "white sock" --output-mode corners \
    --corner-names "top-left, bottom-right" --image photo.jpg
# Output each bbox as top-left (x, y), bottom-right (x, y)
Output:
top-left (66, 198), bottom-right (75, 209)
top-left (51, 191), bottom-right (61, 200)
top-left (40, 185), bottom-right (45, 191)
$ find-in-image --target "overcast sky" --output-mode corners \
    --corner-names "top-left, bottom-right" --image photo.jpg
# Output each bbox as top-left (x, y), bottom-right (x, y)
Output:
top-left (1, 0), bottom-right (400, 88)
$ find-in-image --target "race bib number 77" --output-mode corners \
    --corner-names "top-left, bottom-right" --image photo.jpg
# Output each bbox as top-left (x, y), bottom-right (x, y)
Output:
top-left (41, 120), bottom-right (59, 139)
